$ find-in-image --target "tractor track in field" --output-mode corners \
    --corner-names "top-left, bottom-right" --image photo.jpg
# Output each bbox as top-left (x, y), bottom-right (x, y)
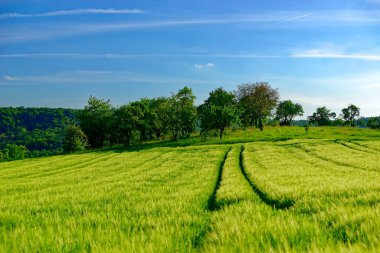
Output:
top-left (207, 147), bottom-right (232, 211)
top-left (195, 145), bottom-right (295, 250)
top-left (334, 140), bottom-right (378, 155)
top-left (349, 141), bottom-right (380, 153)
top-left (290, 145), bottom-right (380, 174)
top-left (239, 145), bottom-right (294, 210)
top-left (1, 152), bottom-right (172, 196)
top-left (192, 147), bottom-right (231, 248)
top-left (2, 153), bottom-right (119, 181)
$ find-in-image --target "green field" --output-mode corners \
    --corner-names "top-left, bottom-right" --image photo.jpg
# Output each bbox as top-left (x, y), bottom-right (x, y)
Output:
top-left (1, 127), bottom-right (380, 252)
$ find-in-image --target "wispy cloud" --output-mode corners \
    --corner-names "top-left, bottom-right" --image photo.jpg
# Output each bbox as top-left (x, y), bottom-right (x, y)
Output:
top-left (194, 63), bottom-right (215, 69)
top-left (0, 9), bottom-right (144, 18)
top-left (291, 47), bottom-right (380, 61)
top-left (2, 51), bottom-right (380, 61)
top-left (0, 53), bottom-right (128, 59)
top-left (1, 70), bottom-right (214, 85)
top-left (0, 53), bottom-right (281, 59)
top-left (0, 12), bottom-right (310, 43)
top-left (292, 53), bottom-right (380, 61)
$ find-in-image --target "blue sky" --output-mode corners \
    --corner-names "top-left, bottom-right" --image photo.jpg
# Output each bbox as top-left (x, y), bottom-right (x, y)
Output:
top-left (1, 0), bottom-right (380, 117)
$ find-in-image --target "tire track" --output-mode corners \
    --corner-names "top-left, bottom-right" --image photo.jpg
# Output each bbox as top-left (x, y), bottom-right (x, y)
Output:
top-left (350, 141), bottom-right (380, 153)
top-left (192, 147), bottom-right (231, 248)
top-left (239, 145), bottom-right (294, 209)
top-left (1, 151), bottom-right (171, 197)
top-left (334, 140), bottom-right (378, 155)
top-left (207, 147), bottom-right (232, 211)
top-left (196, 145), bottom-right (294, 251)
top-left (290, 144), bottom-right (380, 174)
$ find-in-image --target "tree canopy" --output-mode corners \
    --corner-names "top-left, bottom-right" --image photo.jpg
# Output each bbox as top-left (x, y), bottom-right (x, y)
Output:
top-left (341, 104), bottom-right (360, 127)
top-left (308, 107), bottom-right (336, 126)
top-left (235, 82), bottom-right (279, 131)
top-left (77, 96), bottom-right (113, 148)
top-left (275, 100), bottom-right (304, 126)
top-left (198, 87), bottom-right (240, 139)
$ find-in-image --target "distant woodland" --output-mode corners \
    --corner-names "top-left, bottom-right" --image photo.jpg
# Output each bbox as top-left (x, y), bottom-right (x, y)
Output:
top-left (1, 82), bottom-right (379, 161)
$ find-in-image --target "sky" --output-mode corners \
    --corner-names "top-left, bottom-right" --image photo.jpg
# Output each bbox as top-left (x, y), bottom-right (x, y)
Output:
top-left (0, 0), bottom-right (380, 117)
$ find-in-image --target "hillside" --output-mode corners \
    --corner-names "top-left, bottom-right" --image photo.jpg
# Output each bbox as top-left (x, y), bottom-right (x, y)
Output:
top-left (0, 107), bottom-right (77, 158)
top-left (0, 127), bottom-right (380, 252)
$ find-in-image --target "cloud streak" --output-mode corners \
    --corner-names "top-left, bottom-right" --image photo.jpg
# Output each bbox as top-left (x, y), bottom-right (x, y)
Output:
top-left (291, 53), bottom-right (380, 61)
top-left (0, 53), bottom-right (281, 59)
top-left (0, 12), bottom-right (310, 43)
top-left (1, 70), bottom-right (214, 85)
top-left (2, 51), bottom-right (380, 61)
top-left (0, 9), bottom-right (144, 18)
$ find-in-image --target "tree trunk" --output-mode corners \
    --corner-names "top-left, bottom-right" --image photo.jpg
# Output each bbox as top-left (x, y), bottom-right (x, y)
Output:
top-left (219, 127), bottom-right (224, 139)
top-left (259, 118), bottom-right (264, 131)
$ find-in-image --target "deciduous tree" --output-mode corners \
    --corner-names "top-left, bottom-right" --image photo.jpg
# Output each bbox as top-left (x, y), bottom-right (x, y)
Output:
top-left (198, 87), bottom-right (240, 139)
top-left (235, 82), bottom-right (279, 131)
top-left (341, 104), bottom-right (360, 127)
top-left (78, 96), bottom-right (113, 148)
top-left (275, 100), bottom-right (304, 126)
top-left (308, 107), bottom-right (336, 126)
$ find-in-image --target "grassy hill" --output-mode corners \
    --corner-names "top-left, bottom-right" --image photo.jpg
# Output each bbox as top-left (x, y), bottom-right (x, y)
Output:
top-left (0, 126), bottom-right (379, 252)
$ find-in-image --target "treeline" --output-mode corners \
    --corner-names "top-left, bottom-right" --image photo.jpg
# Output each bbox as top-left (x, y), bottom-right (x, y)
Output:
top-left (0, 107), bottom-right (77, 160)
top-left (65, 82), bottom-right (378, 152)
top-left (1, 82), bottom-right (379, 159)
top-left (70, 86), bottom-right (198, 150)
top-left (66, 83), bottom-right (284, 151)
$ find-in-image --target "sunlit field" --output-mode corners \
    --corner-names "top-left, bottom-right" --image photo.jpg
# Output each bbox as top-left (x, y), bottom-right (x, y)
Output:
top-left (1, 127), bottom-right (380, 252)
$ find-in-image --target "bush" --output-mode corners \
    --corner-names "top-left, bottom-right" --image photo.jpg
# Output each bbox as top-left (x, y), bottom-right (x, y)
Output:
top-left (4, 144), bottom-right (27, 160)
top-left (63, 124), bottom-right (88, 153)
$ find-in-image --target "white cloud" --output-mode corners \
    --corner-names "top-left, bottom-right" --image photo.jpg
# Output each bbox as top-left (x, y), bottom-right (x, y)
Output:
top-left (0, 70), bottom-right (214, 85)
top-left (0, 12), bottom-right (311, 43)
top-left (0, 9), bottom-right (144, 18)
top-left (3, 75), bottom-right (19, 81)
top-left (291, 46), bottom-right (380, 61)
top-left (194, 63), bottom-right (215, 69)
top-left (291, 53), bottom-right (380, 61)
top-left (3, 10), bottom-right (380, 44)
top-left (0, 53), bottom-right (281, 59)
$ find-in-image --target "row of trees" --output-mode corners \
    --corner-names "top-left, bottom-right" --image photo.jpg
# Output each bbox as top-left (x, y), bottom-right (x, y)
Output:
top-left (74, 87), bottom-right (197, 149)
top-left (67, 82), bottom-right (373, 152)
top-left (307, 104), bottom-right (361, 127)
top-left (69, 82), bottom-right (300, 150)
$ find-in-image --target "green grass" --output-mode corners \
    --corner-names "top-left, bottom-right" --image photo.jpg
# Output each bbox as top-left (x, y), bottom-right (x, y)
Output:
top-left (0, 126), bottom-right (380, 252)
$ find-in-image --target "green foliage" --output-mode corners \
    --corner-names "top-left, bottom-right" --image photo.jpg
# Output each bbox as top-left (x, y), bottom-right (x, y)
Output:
top-left (0, 107), bottom-right (77, 158)
top-left (148, 97), bottom-right (169, 139)
top-left (198, 87), bottom-right (240, 139)
top-left (275, 100), bottom-right (304, 126)
top-left (235, 82), bottom-right (279, 131)
top-left (63, 124), bottom-right (87, 152)
top-left (367, 117), bottom-right (380, 129)
top-left (0, 148), bottom-right (9, 160)
top-left (341, 104), bottom-right (360, 127)
top-left (78, 96), bottom-right (113, 148)
top-left (308, 106), bottom-right (336, 126)
top-left (4, 144), bottom-right (27, 160)
top-left (166, 86), bottom-right (197, 140)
